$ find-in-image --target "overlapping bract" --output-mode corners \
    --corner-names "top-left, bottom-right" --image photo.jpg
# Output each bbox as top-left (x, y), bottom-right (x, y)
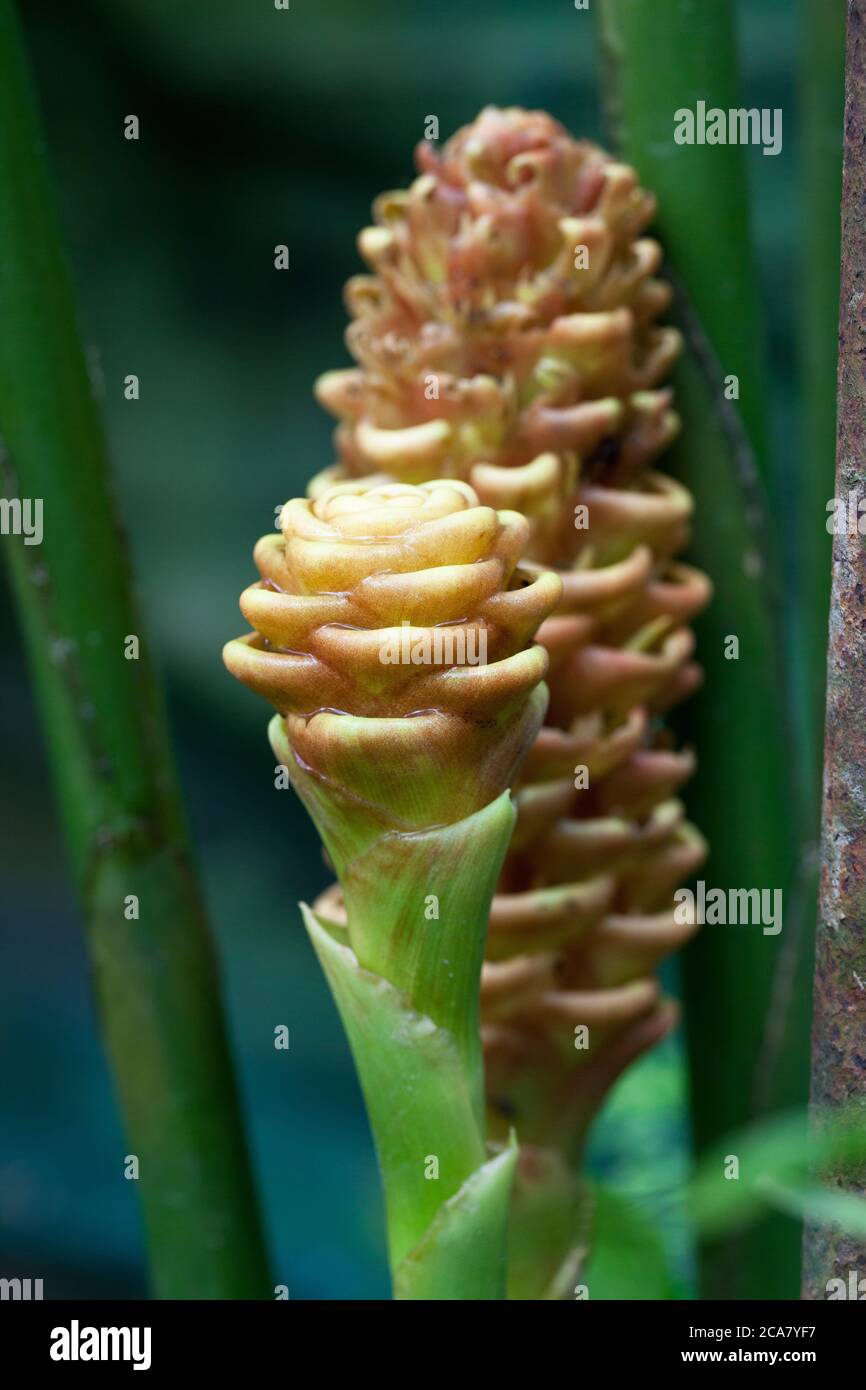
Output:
top-left (310, 106), bottom-right (712, 1157)
top-left (224, 478), bottom-right (559, 831)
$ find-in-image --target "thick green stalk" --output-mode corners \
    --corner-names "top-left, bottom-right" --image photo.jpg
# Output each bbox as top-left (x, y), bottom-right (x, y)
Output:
top-left (0, 0), bottom-right (269, 1297)
top-left (800, 0), bottom-right (846, 784)
top-left (275, 717), bottom-right (518, 1300)
top-left (597, 0), bottom-right (808, 1298)
top-left (597, 0), bottom-right (771, 489)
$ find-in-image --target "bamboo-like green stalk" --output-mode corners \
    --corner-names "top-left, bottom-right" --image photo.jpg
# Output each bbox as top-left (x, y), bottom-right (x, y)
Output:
top-left (0, 0), bottom-right (269, 1298)
top-left (597, 0), bottom-right (771, 490)
top-left (597, 0), bottom-right (808, 1298)
top-left (802, 0), bottom-right (866, 1300)
top-left (799, 0), bottom-right (846, 785)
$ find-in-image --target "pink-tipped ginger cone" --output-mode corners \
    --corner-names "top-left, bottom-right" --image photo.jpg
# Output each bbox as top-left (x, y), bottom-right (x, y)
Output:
top-left (309, 108), bottom-right (711, 1238)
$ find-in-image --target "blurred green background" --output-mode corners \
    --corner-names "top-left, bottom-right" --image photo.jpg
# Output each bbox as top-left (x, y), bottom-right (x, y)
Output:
top-left (0, 0), bottom-right (804, 1298)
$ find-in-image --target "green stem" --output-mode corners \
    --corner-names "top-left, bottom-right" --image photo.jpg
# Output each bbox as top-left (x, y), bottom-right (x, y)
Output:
top-left (278, 717), bottom-right (517, 1299)
top-left (597, 0), bottom-right (809, 1298)
top-left (597, 0), bottom-right (771, 490)
top-left (0, 0), bottom-right (269, 1298)
top-left (799, 0), bottom-right (846, 787)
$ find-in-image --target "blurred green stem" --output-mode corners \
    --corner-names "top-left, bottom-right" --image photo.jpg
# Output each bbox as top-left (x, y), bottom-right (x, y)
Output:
top-left (800, 0), bottom-right (845, 785)
top-left (598, 0), bottom-right (809, 1298)
top-left (0, 0), bottom-right (269, 1297)
top-left (598, 0), bottom-right (771, 488)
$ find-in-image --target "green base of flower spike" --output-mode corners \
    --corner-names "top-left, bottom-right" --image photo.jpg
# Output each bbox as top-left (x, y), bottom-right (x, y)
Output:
top-left (304, 904), bottom-right (516, 1299)
top-left (284, 722), bottom-right (521, 1300)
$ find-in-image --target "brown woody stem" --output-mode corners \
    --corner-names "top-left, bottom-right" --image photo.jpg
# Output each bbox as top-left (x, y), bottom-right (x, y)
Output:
top-left (802, 0), bottom-right (866, 1301)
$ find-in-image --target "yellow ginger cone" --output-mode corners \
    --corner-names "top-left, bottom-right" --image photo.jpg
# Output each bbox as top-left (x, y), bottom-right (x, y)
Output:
top-left (225, 478), bottom-right (561, 1299)
top-left (224, 478), bottom-right (559, 834)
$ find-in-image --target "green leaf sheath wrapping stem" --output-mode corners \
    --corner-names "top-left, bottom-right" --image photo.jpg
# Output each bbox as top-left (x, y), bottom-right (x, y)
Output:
top-left (0, 1), bottom-right (269, 1297)
top-left (280, 703), bottom-right (519, 1298)
top-left (303, 909), bottom-right (517, 1300)
top-left (274, 716), bottom-right (518, 1114)
top-left (597, 0), bottom-right (807, 1299)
